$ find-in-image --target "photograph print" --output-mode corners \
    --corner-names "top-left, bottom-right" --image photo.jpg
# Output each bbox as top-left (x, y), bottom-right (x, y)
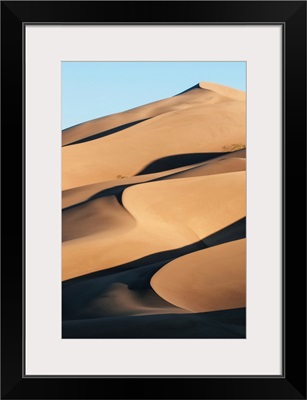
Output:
top-left (61, 61), bottom-right (246, 339)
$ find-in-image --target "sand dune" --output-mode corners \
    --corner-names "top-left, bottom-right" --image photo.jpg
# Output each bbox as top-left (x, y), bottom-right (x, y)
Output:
top-left (62, 171), bottom-right (245, 280)
top-left (123, 171), bottom-right (246, 242)
top-left (63, 82), bottom-right (245, 146)
top-left (62, 82), bottom-right (246, 338)
top-left (62, 83), bottom-right (245, 190)
top-left (150, 239), bottom-right (246, 312)
top-left (62, 149), bottom-right (246, 209)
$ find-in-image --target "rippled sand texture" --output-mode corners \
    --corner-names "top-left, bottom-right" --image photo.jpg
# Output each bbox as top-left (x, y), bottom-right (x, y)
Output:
top-left (62, 82), bottom-right (246, 338)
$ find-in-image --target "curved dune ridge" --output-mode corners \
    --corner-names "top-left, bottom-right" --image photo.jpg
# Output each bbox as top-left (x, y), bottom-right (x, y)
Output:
top-left (62, 82), bottom-right (246, 338)
top-left (62, 171), bottom-right (245, 280)
top-left (150, 239), bottom-right (246, 313)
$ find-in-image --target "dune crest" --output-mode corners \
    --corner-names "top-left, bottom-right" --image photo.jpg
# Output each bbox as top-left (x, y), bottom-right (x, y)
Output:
top-left (199, 82), bottom-right (246, 101)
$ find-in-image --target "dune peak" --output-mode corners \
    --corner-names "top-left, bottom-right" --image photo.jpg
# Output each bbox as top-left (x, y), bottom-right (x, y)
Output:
top-left (198, 82), bottom-right (245, 100)
top-left (176, 81), bottom-right (245, 101)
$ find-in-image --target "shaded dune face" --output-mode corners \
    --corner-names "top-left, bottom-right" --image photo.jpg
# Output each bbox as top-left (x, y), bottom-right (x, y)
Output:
top-left (63, 261), bottom-right (191, 320)
top-left (62, 195), bottom-right (136, 242)
top-left (62, 82), bottom-right (246, 338)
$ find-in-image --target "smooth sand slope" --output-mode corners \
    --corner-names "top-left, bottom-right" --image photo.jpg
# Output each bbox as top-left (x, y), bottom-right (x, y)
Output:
top-left (150, 239), bottom-right (246, 312)
top-left (62, 83), bottom-right (245, 190)
top-left (62, 82), bottom-right (245, 146)
top-left (62, 82), bottom-right (246, 338)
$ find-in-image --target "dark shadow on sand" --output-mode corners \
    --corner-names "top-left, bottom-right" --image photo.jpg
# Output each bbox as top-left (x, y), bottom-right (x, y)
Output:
top-left (174, 83), bottom-right (200, 96)
top-left (63, 308), bottom-right (246, 338)
top-left (62, 184), bottom-right (129, 213)
top-left (62, 217), bottom-right (246, 338)
top-left (203, 218), bottom-right (246, 247)
top-left (62, 258), bottom-right (184, 320)
top-left (63, 118), bottom-right (149, 146)
top-left (136, 153), bottom-right (226, 175)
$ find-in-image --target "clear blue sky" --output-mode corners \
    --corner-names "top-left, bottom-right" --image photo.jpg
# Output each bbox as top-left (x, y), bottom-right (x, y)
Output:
top-left (62, 62), bottom-right (246, 130)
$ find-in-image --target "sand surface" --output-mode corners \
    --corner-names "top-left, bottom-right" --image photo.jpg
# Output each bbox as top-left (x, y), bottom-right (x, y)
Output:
top-left (62, 83), bottom-right (245, 190)
top-left (150, 239), bottom-right (246, 312)
top-left (62, 82), bottom-right (246, 338)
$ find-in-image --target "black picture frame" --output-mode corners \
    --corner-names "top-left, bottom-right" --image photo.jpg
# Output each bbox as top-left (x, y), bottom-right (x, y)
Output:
top-left (1, 1), bottom-right (306, 399)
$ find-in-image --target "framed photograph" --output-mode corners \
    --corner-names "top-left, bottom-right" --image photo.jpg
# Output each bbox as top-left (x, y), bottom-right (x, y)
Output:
top-left (1, 1), bottom-right (306, 399)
